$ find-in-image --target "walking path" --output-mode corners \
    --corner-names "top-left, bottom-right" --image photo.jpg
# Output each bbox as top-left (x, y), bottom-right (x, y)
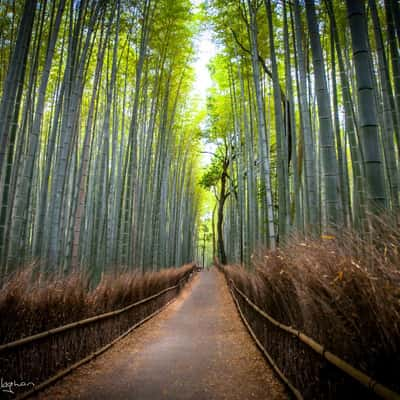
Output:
top-left (35, 268), bottom-right (287, 400)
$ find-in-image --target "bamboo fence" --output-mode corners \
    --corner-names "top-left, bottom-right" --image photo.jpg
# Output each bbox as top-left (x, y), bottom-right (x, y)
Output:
top-left (0, 266), bottom-right (195, 399)
top-left (229, 279), bottom-right (400, 400)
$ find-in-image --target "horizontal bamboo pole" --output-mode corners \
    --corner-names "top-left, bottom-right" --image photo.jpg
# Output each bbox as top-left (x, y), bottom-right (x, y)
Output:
top-left (0, 268), bottom-right (194, 353)
top-left (16, 292), bottom-right (179, 400)
top-left (230, 280), bottom-right (400, 400)
top-left (230, 286), bottom-right (303, 400)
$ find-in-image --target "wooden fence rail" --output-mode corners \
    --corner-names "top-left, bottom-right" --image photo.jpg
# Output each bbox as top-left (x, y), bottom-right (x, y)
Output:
top-left (229, 279), bottom-right (400, 400)
top-left (0, 266), bottom-right (195, 399)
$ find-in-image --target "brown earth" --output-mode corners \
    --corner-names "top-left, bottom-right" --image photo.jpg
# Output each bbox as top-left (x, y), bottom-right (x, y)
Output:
top-left (34, 268), bottom-right (288, 400)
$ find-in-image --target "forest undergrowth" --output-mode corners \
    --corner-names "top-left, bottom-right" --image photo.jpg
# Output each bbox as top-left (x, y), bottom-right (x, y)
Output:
top-left (0, 263), bottom-right (195, 344)
top-left (223, 213), bottom-right (400, 394)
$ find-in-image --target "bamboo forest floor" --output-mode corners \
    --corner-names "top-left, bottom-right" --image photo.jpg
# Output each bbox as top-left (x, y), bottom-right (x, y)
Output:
top-left (34, 268), bottom-right (288, 400)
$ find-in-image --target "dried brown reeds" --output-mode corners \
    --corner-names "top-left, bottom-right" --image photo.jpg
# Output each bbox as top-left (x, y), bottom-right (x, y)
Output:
top-left (0, 263), bottom-right (194, 344)
top-left (0, 263), bottom-right (195, 397)
top-left (223, 213), bottom-right (400, 398)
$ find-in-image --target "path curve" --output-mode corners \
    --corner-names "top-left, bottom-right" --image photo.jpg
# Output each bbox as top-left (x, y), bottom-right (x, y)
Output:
top-left (35, 268), bottom-right (288, 400)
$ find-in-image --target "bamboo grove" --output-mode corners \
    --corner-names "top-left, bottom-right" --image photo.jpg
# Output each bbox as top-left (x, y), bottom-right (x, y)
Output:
top-left (0, 0), bottom-right (201, 280)
top-left (1, 0), bottom-right (399, 277)
top-left (201, 0), bottom-right (400, 265)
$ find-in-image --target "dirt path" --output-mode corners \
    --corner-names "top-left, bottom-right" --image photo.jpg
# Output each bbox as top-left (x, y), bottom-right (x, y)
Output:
top-left (35, 268), bottom-right (288, 400)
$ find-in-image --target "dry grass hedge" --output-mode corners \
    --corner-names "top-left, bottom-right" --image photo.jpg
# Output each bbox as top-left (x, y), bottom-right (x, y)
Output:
top-left (0, 263), bottom-right (195, 397)
top-left (0, 263), bottom-right (195, 344)
top-left (223, 214), bottom-right (400, 398)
